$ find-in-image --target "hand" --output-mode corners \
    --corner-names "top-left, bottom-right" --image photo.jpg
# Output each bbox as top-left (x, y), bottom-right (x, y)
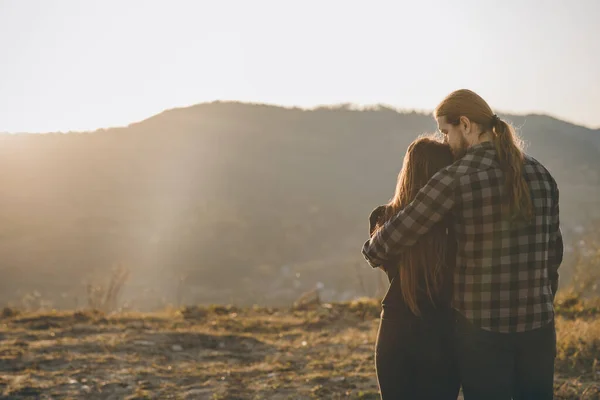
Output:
top-left (369, 205), bottom-right (387, 235)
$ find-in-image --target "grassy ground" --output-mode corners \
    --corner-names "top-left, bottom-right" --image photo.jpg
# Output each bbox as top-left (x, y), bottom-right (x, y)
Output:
top-left (0, 296), bottom-right (598, 399)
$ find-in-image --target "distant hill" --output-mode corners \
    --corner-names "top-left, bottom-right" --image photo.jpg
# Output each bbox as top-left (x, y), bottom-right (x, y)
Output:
top-left (0, 102), bottom-right (598, 307)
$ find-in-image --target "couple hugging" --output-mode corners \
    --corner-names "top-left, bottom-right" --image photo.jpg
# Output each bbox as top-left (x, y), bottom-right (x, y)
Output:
top-left (363, 89), bottom-right (562, 400)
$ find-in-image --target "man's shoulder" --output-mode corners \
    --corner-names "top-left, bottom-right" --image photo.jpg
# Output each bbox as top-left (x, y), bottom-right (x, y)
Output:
top-left (443, 153), bottom-right (495, 177)
top-left (523, 153), bottom-right (549, 170)
top-left (523, 154), bottom-right (558, 188)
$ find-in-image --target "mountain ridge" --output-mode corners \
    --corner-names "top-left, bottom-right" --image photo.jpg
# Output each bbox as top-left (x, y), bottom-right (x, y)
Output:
top-left (3, 101), bottom-right (599, 135)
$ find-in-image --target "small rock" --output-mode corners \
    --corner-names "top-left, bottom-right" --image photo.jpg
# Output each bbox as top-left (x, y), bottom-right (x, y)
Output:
top-left (185, 388), bottom-right (213, 398)
top-left (171, 344), bottom-right (183, 352)
top-left (133, 340), bottom-right (155, 346)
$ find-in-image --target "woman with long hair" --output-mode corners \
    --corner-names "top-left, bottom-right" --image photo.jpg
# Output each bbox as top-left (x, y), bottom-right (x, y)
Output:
top-left (370, 135), bottom-right (459, 399)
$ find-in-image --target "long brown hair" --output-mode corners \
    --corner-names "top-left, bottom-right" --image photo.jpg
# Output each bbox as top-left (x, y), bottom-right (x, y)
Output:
top-left (374, 135), bottom-right (454, 315)
top-left (434, 89), bottom-right (533, 223)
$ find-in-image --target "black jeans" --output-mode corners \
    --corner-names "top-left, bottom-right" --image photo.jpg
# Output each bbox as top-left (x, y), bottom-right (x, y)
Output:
top-left (375, 308), bottom-right (460, 400)
top-left (454, 313), bottom-right (556, 400)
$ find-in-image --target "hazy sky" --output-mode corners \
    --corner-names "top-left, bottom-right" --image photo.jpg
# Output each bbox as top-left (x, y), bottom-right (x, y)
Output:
top-left (1, 0), bottom-right (599, 132)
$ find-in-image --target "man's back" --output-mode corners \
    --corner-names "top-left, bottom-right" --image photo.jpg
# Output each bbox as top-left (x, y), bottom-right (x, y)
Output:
top-left (449, 141), bottom-right (561, 333)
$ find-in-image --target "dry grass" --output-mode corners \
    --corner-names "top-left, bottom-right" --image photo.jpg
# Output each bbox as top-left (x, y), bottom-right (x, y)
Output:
top-left (553, 293), bottom-right (600, 399)
top-left (86, 265), bottom-right (131, 313)
top-left (0, 297), bottom-right (597, 399)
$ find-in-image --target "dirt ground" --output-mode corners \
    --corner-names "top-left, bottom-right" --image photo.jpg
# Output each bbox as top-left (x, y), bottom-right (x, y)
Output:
top-left (0, 298), bottom-right (598, 399)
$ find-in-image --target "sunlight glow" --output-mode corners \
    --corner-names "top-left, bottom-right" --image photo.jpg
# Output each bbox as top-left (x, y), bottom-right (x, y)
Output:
top-left (1, 0), bottom-right (599, 132)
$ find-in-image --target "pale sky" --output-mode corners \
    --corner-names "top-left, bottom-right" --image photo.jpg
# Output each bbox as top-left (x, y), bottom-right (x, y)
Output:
top-left (1, 0), bottom-right (599, 133)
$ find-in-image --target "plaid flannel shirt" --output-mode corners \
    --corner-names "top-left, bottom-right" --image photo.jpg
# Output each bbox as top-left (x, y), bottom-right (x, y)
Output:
top-left (362, 141), bottom-right (562, 333)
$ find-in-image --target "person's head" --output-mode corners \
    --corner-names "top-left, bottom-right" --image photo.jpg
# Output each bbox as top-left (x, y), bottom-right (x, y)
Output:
top-left (374, 135), bottom-right (454, 315)
top-left (434, 89), bottom-right (533, 222)
top-left (434, 89), bottom-right (497, 158)
top-left (388, 135), bottom-right (454, 215)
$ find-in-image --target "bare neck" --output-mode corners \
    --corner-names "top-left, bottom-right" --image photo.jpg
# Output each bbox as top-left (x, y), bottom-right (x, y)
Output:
top-left (470, 131), bottom-right (494, 146)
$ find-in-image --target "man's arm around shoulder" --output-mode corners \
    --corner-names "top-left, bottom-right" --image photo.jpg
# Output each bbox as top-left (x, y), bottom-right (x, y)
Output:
top-left (362, 168), bottom-right (457, 267)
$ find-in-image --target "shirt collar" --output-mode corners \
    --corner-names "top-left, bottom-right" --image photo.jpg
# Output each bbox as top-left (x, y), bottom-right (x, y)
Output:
top-left (466, 140), bottom-right (495, 155)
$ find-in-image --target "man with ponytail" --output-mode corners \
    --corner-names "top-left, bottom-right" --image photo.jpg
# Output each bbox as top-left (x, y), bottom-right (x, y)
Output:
top-left (363, 89), bottom-right (562, 399)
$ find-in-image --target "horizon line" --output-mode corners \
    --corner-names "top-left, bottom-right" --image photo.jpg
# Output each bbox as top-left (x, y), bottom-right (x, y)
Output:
top-left (2, 100), bottom-right (599, 135)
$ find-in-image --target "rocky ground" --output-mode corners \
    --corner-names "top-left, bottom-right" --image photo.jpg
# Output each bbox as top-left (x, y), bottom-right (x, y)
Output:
top-left (0, 296), bottom-right (598, 399)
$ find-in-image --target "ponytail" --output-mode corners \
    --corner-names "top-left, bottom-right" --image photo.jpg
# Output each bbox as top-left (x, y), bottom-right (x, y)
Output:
top-left (492, 118), bottom-right (533, 223)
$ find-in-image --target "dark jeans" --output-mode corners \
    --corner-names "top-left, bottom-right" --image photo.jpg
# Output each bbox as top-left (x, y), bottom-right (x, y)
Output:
top-left (454, 313), bottom-right (556, 400)
top-left (375, 308), bottom-right (460, 400)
